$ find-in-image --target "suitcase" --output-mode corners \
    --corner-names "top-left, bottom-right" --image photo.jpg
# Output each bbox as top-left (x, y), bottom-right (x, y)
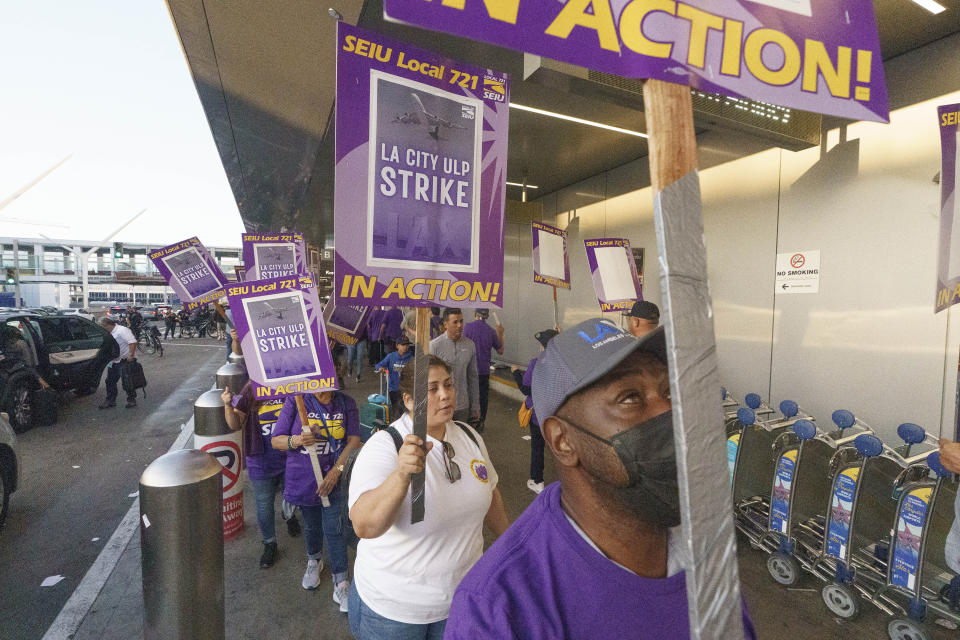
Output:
top-left (359, 371), bottom-right (391, 442)
top-left (32, 387), bottom-right (58, 427)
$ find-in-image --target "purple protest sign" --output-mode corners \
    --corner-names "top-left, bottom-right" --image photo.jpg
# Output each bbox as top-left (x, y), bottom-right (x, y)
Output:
top-left (241, 233), bottom-right (306, 281)
top-left (335, 23), bottom-right (509, 308)
top-left (584, 237), bottom-right (641, 311)
top-left (227, 275), bottom-right (338, 399)
top-left (936, 104), bottom-right (960, 313)
top-left (532, 221), bottom-right (571, 289)
top-left (149, 237), bottom-right (228, 305)
top-left (323, 299), bottom-right (371, 347)
top-left (234, 265), bottom-right (246, 282)
top-left (384, 0), bottom-right (887, 123)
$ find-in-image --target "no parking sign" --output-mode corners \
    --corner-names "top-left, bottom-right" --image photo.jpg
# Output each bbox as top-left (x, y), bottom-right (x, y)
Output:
top-left (195, 432), bottom-right (244, 540)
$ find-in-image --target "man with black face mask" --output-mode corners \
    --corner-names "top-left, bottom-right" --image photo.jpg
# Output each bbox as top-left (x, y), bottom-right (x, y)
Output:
top-left (445, 318), bottom-right (756, 639)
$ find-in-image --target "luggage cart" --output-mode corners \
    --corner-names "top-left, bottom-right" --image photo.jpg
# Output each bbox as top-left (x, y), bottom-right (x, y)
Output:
top-left (765, 411), bottom-right (875, 587)
top-left (815, 423), bottom-right (946, 621)
top-left (730, 399), bottom-right (814, 550)
top-left (883, 451), bottom-right (960, 640)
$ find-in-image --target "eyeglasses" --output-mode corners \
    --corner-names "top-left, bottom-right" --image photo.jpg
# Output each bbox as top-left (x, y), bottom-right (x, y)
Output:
top-left (440, 440), bottom-right (461, 484)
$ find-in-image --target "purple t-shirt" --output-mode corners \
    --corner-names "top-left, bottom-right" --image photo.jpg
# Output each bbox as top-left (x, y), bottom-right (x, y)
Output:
top-left (272, 392), bottom-right (360, 507)
top-left (366, 308), bottom-right (384, 342)
top-left (380, 307), bottom-right (404, 342)
top-left (463, 319), bottom-right (502, 376)
top-left (232, 392), bottom-right (285, 480)
top-left (445, 483), bottom-right (757, 640)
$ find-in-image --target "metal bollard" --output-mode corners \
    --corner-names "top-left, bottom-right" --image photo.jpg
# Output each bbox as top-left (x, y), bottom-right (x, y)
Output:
top-left (194, 390), bottom-right (244, 539)
top-left (140, 449), bottom-right (224, 640)
top-left (216, 362), bottom-right (248, 394)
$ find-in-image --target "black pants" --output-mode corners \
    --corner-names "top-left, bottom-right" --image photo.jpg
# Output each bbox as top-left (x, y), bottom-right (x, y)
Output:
top-left (388, 391), bottom-right (403, 422)
top-left (478, 374), bottom-right (490, 423)
top-left (105, 362), bottom-right (136, 404)
top-left (530, 421), bottom-right (545, 483)
top-left (368, 340), bottom-right (383, 366)
top-left (164, 322), bottom-right (175, 339)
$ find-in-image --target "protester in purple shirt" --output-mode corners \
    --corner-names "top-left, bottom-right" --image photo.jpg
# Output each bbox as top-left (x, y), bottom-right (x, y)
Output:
top-left (510, 328), bottom-right (558, 496)
top-left (446, 319), bottom-right (758, 639)
top-left (463, 309), bottom-right (504, 430)
top-left (366, 307), bottom-right (385, 366)
top-left (380, 307), bottom-right (404, 350)
top-left (430, 306), bottom-right (443, 338)
top-left (221, 382), bottom-right (300, 569)
top-left (272, 391), bottom-right (362, 609)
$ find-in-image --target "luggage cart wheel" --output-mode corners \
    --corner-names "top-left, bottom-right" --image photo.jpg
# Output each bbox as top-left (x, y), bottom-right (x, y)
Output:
top-left (887, 618), bottom-right (931, 640)
top-left (766, 552), bottom-right (800, 586)
top-left (821, 583), bottom-right (860, 620)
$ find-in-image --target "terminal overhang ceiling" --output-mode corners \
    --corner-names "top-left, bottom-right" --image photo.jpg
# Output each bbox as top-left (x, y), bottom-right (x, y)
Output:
top-left (165, 0), bottom-right (960, 242)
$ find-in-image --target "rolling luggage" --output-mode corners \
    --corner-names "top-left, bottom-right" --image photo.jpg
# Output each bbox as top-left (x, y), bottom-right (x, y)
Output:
top-left (359, 371), bottom-right (390, 441)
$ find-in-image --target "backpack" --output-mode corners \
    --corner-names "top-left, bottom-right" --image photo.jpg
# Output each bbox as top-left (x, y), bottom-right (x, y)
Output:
top-left (340, 421), bottom-right (480, 547)
top-left (121, 358), bottom-right (148, 397)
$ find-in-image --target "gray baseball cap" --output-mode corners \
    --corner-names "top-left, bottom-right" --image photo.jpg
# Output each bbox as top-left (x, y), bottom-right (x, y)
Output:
top-left (531, 318), bottom-right (666, 421)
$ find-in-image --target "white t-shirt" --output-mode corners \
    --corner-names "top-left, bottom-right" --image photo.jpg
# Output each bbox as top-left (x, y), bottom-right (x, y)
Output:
top-left (110, 325), bottom-right (137, 364)
top-left (348, 413), bottom-right (498, 624)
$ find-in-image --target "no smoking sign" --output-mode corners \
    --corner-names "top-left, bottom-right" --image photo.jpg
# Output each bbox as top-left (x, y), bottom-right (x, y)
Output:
top-left (775, 250), bottom-right (820, 295)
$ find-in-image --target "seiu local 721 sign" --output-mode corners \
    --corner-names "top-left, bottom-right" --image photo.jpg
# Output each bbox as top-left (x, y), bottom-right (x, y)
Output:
top-left (384, 0), bottom-right (888, 123)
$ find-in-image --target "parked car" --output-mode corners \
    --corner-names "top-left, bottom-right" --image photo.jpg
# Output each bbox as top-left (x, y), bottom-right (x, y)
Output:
top-left (57, 308), bottom-right (95, 321)
top-left (0, 411), bottom-right (20, 530)
top-left (0, 312), bottom-right (113, 432)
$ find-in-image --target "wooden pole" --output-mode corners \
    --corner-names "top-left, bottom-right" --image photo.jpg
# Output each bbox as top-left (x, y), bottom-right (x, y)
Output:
top-left (213, 301), bottom-right (234, 329)
top-left (294, 394), bottom-right (330, 508)
top-left (552, 285), bottom-right (558, 327)
top-left (410, 307), bottom-right (432, 523)
top-left (643, 79), bottom-right (743, 639)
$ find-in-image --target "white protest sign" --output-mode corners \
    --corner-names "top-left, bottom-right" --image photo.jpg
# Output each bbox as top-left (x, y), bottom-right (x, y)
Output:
top-left (776, 250), bottom-right (820, 294)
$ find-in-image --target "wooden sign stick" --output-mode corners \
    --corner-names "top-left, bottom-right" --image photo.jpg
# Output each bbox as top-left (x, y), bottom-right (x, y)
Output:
top-left (213, 301), bottom-right (235, 329)
top-left (410, 307), bottom-right (432, 523)
top-left (552, 286), bottom-right (559, 327)
top-left (295, 394), bottom-right (330, 508)
top-left (643, 79), bottom-right (743, 639)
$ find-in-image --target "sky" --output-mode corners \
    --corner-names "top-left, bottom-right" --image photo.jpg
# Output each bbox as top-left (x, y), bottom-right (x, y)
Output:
top-left (0, 1), bottom-right (245, 248)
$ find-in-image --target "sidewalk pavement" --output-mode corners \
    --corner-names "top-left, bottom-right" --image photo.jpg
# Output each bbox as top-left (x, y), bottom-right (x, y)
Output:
top-left (64, 364), bottom-right (949, 639)
top-left (70, 367), bottom-right (553, 639)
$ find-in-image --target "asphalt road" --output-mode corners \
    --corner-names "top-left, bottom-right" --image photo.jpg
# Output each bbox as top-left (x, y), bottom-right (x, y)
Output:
top-left (0, 333), bottom-right (228, 640)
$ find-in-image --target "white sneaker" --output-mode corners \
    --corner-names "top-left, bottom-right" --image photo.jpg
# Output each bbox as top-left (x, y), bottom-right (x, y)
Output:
top-left (302, 558), bottom-right (323, 590)
top-left (333, 579), bottom-right (350, 613)
top-left (527, 479), bottom-right (544, 495)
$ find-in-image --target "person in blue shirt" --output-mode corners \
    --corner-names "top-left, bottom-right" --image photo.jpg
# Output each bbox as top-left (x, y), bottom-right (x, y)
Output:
top-left (376, 335), bottom-right (414, 417)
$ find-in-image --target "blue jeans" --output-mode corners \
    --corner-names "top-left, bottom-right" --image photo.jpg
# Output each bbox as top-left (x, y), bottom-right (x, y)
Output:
top-left (249, 474), bottom-right (283, 543)
top-left (345, 340), bottom-right (366, 377)
top-left (348, 581), bottom-right (447, 640)
top-left (300, 489), bottom-right (348, 580)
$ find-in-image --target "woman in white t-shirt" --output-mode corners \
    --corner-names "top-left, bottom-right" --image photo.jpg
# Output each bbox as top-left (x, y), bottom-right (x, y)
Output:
top-left (347, 354), bottom-right (509, 639)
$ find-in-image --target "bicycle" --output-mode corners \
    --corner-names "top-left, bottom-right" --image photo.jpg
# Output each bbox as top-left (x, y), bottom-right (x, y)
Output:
top-left (137, 325), bottom-right (164, 357)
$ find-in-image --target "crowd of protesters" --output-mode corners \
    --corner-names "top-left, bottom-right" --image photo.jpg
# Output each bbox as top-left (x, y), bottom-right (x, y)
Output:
top-left (213, 297), bottom-right (760, 639)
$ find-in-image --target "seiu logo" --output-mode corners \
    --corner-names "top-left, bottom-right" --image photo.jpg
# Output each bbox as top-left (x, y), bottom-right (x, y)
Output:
top-left (483, 76), bottom-right (505, 102)
top-left (578, 322), bottom-right (620, 344)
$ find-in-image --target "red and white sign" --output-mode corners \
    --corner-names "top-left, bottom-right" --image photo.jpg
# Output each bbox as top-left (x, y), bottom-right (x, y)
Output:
top-left (196, 431), bottom-right (244, 539)
top-left (776, 250), bottom-right (821, 295)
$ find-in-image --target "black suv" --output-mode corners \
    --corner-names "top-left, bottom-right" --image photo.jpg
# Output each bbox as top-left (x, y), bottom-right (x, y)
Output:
top-left (0, 312), bottom-right (112, 432)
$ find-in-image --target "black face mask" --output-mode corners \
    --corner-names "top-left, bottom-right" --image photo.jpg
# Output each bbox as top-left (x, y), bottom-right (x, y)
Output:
top-left (563, 410), bottom-right (681, 529)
